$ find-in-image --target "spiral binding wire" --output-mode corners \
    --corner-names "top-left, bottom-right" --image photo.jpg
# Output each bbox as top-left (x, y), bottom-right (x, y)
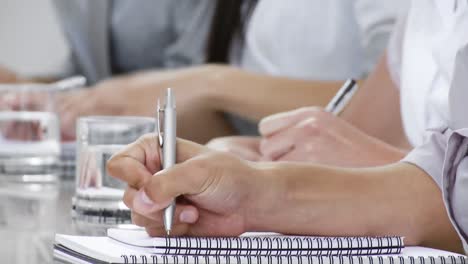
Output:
top-left (150, 236), bottom-right (404, 256)
top-left (119, 255), bottom-right (468, 264)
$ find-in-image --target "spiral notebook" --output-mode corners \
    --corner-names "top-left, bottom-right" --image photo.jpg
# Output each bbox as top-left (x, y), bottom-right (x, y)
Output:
top-left (53, 229), bottom-right (467, 264)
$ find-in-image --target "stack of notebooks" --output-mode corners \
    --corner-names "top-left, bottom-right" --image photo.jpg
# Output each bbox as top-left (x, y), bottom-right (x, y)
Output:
top-left (54, 229), bottom-right (467, 264)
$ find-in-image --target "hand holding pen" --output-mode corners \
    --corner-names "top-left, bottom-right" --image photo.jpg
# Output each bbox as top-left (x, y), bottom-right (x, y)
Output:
top-left (107, 133), bottom-right (259, 238)
top-left (258, 80), bottom-right (405, 166)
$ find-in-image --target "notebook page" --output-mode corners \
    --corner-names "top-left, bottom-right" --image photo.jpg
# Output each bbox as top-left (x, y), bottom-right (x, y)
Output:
top-left (400, 246), bottom-right (465, 257)
top-left (55, 234), bottom-right (154, 263)
top-left (107, 228), bottom-right (404, 256)
top-left (54, 233), bottom-right (468, 264)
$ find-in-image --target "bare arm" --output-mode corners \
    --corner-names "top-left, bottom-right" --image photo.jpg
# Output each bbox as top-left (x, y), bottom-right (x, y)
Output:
top-left (108, 135), bottom-right (462, 253)
top-left (0, 65), bottom-right (58, 83)
top-left (205, 65), bottom-right (342, 121)
top-left (57, 64), bottom-right (343, 143)
top-left (340, 55), bottom-right (410, 149)
top-left (0, 66), bottom-right (20, 83)
top-left (254, 162), bottom-right (462, 253)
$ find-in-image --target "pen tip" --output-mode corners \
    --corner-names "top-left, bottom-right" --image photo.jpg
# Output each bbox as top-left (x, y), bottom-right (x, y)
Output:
top-left (166, 230), bottom-right (171, 236)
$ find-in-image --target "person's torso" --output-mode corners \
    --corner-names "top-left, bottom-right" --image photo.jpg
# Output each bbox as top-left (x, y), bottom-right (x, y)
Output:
top-left (239, 0), bottom-right (368, 81)
top-left (109, 0), bottom-right (177, 74)
top-left (52, 0), bottom-right (213, 83)
top-left (400, 0), bottom-right (468, 146)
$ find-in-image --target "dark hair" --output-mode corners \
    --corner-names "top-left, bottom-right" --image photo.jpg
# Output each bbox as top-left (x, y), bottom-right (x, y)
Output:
top-left (206, 0), bottom-right (257, 63)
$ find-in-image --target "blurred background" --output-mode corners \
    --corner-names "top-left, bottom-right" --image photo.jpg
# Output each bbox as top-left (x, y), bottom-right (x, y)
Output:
top-left (0, 0), bottom-right (69, 77)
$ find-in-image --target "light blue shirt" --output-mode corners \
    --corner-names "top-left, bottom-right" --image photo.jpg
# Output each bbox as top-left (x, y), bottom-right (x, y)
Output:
top-left (52, 0), bottom-right (214, 84)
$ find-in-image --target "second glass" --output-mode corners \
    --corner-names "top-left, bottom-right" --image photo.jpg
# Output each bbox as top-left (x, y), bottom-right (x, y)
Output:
top-left (73, 116), bottom-right (155, 235)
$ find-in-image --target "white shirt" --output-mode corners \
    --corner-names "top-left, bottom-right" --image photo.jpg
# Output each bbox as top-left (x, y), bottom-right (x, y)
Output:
top-left (388, 0), bottom-right (468, 253)
top-left (240, 0), bottom-right (408, 81)
top-left (389, 0), bottom-right (468, 147)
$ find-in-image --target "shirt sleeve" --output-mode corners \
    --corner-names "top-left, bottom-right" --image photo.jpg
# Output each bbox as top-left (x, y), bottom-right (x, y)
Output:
top-left (50, 0), bottom-right (101, 82)
top-left (402, 128), bottom-right (468, 254)
top-left (386, 14), bottom-right (407, 88)
top-left (38, 0), bottom-right (78, 78)
top-left (353, 0), bottom-right (410, 77)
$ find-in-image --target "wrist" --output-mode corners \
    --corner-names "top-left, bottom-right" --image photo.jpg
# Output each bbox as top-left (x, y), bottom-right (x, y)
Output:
top-left (201, 64), bottom-right (238, 112)
top-left (1, 72), bottom-right (19, 83)
top-left (370, 163), bottom-right (462, 252)
top-left (243, 162), bottom-right (287, 232)
top-left (379, 145), bottom-right (409, 164)
top-left (245, 163), bottom-right (379, 236)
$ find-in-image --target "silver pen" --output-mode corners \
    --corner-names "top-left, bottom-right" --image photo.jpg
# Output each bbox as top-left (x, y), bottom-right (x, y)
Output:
top-left (156, 88), bottom-right (177, 236)
top-left (324, 79), bottom-right (358, 115)
top-left (54, 75), bottom-right (87, 91)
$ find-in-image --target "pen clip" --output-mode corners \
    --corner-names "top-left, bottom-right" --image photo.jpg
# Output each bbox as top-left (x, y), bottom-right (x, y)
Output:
top-left (157, 99), bottom-right (165, 168)
top-left (156, 99), bottom-right (164, 147)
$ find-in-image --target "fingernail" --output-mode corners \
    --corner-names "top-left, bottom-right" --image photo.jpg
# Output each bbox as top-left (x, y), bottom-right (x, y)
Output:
top-left (140, 191), bottom-right (154, 205)
top-left (180, 210), bottom-right (198, 223)
top-left (259, 117), bottom-right (285, 136)
top-left (133, 190), bottom-right (171, 214)
top-left (133, 190), bottom-right (155, 213)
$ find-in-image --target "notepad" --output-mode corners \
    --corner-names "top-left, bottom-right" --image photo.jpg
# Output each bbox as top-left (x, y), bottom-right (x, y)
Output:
top-left (106, 229), bottom-right (403, 256)
top-left (53, 229), bottom-right (467, 264)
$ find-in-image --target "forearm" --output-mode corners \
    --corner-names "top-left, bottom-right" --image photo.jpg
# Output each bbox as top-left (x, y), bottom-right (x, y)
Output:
top-left (0, 66), bottom-right (58, 84)
top-left (340, 56), bottom-right (410, 149)
top-left (87, 69), bottom-right (236, 143)
top-left (205, 65), bottom-right (342, 121)
top-left (247, 162), bottom-right (462, 253)
top-left (247, 163), bottom-right (376, 236)
top-left (121, 65), bottom-right (342, 140)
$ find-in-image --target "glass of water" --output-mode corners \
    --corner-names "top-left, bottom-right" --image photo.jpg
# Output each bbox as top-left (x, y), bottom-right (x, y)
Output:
top-left (73, 116), bottom-right (155, 235)
top-left (0, 84), bottom-right (62, 171)
top-left (0, 84), bottom-right (61, 264)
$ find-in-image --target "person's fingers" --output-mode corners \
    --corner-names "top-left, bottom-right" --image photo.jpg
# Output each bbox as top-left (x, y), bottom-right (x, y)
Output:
top-left (1, 91), bottom-right (46, 111)
top-left (23, 91), bottom-right (48, 111)
top-left (207, 136), bottom-right (261, 161)
top-left (4, 120), bottom-right (40, 141)
top-left (131, 211), bottom-right (156, 227)
top-left (60, 112), bottom-right (79, 140)
top-left (259, 107), bottom-right (322, 136)
top-left (275, 149), bottom-right (307, 162)
top-left (1, 93), bottom-right (20, 110)
top-left (58, 103), bottom-right (79, 140)
top-left (145, 224), bottom-right (191, 237)
top-left (55, 92), bottom-right (79, 115)
top-left (238, 136), bottom-right (261, 147)
top-left (259, 130), bottom-right (297, 160)
top-left (207, 136), bottom-right (260, 150)
top-left (123, 187), bottom-right (138, 209)
top-left (107, 134), bottom-right (161, 188)
top-left (108, 136), bottom-right (207, 189)
top-left (131, 202), bottom-right (199, 226)
top-left (83, 148), bottom-right (99, 188)
top-left (137, 156), bottom-right (215, 211)
top-left (229, 146), bottom-right (261, 161)
top-left (176, 138), bottom-right (208, 162)
top-left (56, 90), bottom-right (91, 140)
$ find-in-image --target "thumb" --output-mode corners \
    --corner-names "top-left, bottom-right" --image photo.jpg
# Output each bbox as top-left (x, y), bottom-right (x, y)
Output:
top-left (142, 156), bottom-right (213, 207)
top-left (107, 135), bottom-right (206, 189)
top-left (259, 107), bottom-right (322, 136)
top-left (176, 138), bottom-right (208, 163)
